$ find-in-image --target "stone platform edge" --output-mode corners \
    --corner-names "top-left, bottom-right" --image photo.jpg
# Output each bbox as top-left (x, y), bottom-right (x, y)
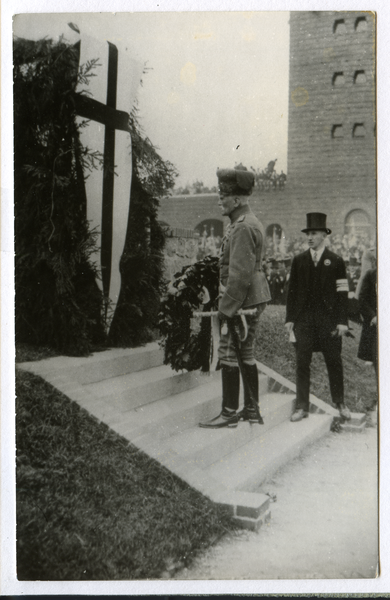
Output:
top-left (134, 434), bottom-right (270, 532)
top-left (255, 359), bottom-right (366, 432)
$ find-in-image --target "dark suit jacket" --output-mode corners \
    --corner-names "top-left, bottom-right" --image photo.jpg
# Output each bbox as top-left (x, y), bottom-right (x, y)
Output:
top-left (286, 247), bottom-right (349, 328)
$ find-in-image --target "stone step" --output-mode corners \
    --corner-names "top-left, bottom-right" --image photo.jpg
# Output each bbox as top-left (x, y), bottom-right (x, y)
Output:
top-left (105, 374), bottom-right (222, 439)
top-left (17, 342), bottom-right (164, 384)
top-left (102, 372), bottom-right (269, 441)
top-left (132, 392), bottom-right (296, 470)
top-left (16, 345), bottom-right (340, 531)
top-left (69, 365), bottom-right (222, 418)
top-left (204, 413), bottom-right (333, 492)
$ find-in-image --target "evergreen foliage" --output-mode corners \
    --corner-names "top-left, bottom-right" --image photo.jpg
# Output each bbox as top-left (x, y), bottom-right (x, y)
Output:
top-left (108, 169), bottom-right (167, 346)
top-left (159, 256), bottom-right (220, 372)
top-left (108, 103), bottom-right (178, 346)
top-left (14, 36), bottom-right (178, 354)
top-left (14, 37), bottom-right (105, 355)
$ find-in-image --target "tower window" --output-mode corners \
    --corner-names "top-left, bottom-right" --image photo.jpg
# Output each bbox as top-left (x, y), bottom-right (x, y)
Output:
top-left (333, 19), bottom-right (347, 34)
top-left (354, 70), bottom-right (367, 84)
top-left (355, 16), bottom-right (368, 32)
top-left (332, 72), bottom-right (345, 86)
top-left (353, 123), bottom-right (366, 137)
top-left (332, 125), bottom-right (344, 138)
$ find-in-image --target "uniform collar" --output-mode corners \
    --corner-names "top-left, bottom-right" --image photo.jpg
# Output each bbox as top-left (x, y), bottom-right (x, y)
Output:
top-left (229, 203), bottom-right (251, 223)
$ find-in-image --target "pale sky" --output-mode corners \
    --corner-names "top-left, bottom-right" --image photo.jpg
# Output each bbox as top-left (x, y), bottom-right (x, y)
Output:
top-left (13, 11), bottom-right (290, 189)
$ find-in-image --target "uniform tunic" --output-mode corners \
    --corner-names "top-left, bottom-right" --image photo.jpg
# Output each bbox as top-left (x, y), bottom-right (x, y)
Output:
top-left (218, 204), bottom-right (271, 365)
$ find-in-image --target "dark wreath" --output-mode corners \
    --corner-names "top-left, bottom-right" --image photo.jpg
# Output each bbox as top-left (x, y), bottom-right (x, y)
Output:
top-left (159, 255), bottom-right (220, 372)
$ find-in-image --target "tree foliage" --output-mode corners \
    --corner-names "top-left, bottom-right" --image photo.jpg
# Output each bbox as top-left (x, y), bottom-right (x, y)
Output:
top-left (14, 35), bottom-right (178, 354)
top-left (107, 93), bottom-right (178, 346)
top-left (14, 37), bottom-right (105, 355)
top-left (107, 169), bottom-right (167, 346)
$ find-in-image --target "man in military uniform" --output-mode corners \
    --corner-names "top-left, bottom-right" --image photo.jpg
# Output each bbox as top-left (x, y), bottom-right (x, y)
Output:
top-left (199, 167), bottom-right (271, 428)
top-left (285, 213), bottom-right (351, 422)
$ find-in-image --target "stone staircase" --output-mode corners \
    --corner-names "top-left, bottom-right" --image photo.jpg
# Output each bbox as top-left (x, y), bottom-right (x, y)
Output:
top-left (18, 342), bottom-right (365, 531)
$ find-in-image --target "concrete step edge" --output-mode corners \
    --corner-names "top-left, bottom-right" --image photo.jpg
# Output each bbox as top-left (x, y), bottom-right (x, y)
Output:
top-left (17, 343), bottom-right (164, 381)
top-left (143, 394), bottom-right (296, 468)
top-left (82, 368), bottom-right (224, 412)
top-left (204, 413), bottom-right (333, 492)
top-left (106, 379), bottom-right (280, 444)
top-left (132, 432), bottom-right (272, 532)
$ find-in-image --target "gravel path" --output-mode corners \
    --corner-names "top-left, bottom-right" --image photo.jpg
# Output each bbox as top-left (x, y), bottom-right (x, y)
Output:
top-left (176, 417), bottom-right (378, 581)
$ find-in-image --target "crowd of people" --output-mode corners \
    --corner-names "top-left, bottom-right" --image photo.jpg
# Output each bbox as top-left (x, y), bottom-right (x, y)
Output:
top-left (250, 162), bottom-right (287, 191)
top-left (197, 228), bottom-right (375, 315)
top-left (173, 160), bottom-right (287, 196)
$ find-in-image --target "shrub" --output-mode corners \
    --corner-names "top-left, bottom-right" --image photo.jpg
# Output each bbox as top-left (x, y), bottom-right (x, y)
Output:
top-left (14, 37), bottom-right (105, 355)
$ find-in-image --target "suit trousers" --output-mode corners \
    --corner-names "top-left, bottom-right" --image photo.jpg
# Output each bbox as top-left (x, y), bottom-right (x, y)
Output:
top-left (294, 318), bottom-right (344, 411)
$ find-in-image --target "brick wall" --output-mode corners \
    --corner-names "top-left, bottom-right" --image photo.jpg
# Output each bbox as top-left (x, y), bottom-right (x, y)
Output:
top-left (286, 11), bottom-right (376, 236)
top-left (157, 191), bottom-right (293, 238)
top-left (158, 194), bottom-right (222, 232)
top-left (162, 226), bottom-right (199, 281)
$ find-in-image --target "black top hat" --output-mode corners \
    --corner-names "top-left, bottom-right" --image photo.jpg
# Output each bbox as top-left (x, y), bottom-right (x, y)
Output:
top-left (216, 167), bottom-right (255, 196)
top-left (301, 213), bottom-right (331, 235)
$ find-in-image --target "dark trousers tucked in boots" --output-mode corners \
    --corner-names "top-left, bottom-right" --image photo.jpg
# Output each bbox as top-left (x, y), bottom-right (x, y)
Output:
top-left (221, 365), bottom-right (240, 411)
top-left (239, 363), bottom-right (263, 422)
top-left (242, 363), bottom-right (259, 409)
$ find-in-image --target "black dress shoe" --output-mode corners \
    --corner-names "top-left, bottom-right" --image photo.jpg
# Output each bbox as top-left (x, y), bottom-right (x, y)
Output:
top-left (238, 406), bottom-right (263, 424)
top-left (290, 408), bottom-right (309, 422)
top-left (338, 404), bottom-right (351, 420)
top-left (199, 409), bottom-right (238, 428)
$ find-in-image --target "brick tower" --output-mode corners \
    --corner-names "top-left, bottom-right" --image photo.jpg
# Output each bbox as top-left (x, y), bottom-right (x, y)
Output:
top-left (286, 11), bottom-right (376, 237)
top-left (159, 12), bottom-right (377, 243)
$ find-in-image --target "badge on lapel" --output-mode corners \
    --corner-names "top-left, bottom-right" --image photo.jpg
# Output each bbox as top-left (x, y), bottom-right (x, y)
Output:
top-left (324, 259), bottom-right (331, 266)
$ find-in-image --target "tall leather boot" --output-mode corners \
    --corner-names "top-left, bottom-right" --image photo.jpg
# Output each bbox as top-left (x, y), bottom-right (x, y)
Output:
top-left (239, 363), bottom-right (264, 424)
top-left (199, 365), bottom-right (240, 428)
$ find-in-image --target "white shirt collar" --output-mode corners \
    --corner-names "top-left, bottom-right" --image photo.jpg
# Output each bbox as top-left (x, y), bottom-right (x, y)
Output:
top-left (310, 245), bottom-right (326, 261)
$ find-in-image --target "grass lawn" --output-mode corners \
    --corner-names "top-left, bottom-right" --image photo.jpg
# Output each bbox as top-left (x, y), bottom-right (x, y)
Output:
top-left (16, 369), bottom-right (235, 581)
top-left (254, 305), bottom-right (378, 413)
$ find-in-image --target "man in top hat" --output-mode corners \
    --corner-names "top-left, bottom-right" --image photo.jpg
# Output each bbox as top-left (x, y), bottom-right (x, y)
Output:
top-left (285, 213), bottom-right (351, 421)
top-left (199, 167), bottom-right (271, 428)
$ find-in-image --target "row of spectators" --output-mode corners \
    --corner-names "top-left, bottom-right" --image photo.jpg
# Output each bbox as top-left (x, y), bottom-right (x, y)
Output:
top-left (198, 230), bottom-right (374, 266)
top-left (196, 230), bottom-right (376, 318)
top-left (265, 232), bottom-right (374, 264)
